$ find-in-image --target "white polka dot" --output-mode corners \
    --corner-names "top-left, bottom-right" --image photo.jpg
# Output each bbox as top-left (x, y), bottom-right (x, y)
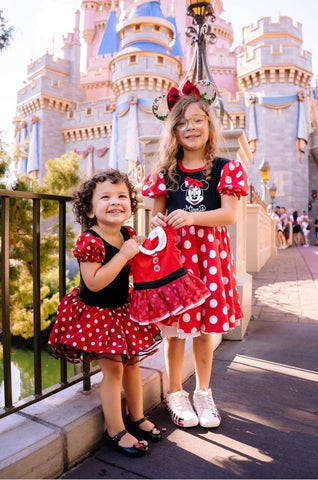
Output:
top-left (223, 276), bottom-right (229, 285)
top-left (192, 254), bottom-right (198, 263)
top-left (191, 327), bottom-right (198, 334)
top-left (203, 260), bottom-right (208, 268)
top-left (210, 299), bottom-right (218, 308)
top-left (207, 233), bottom-right (214, 242)
top-left (209, 250), bottom-right (216, 258)
top-left (184, 240), bottom-right (192, 249)
top-left (203, 275), bottom-right (207, 283)
top-left (223, 322), bottom-right (229, 331)
top-left (158, 184), bottom-right (166, 191)
top-left (198, 229), bottom-right (204, 238)
top-left (229, 162), bottom-right (235, 171)
top-left (196, 312), bottom-right (201, 321)
top-left (220, 250), bottom-right (227, 259)
top-left (223, 306), bottom-right (228, 315)
top-left (209, 266), bottom-right (217, 275)
top-left (209, 282), bottom-right (218, 291)
top-left (189, 226), bottom-right (195, 235)
top-left (182, 313), bottom-right (191, 323)
top-left (229, 289), bottom-right (233, 297)
top-left (225, 176), bottom-right (232, 184)
top-left (236, 170), bottom-right (243, 178)
top-left (230, 315), bottom-right (236, 322)
top-left (200, 244), bottom-right (206, 253)
top-left (209, 315), bottom-right (218, 324)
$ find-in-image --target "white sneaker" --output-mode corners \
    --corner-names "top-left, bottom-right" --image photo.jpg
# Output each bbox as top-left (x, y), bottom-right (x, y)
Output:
top-left (193, 388), bottom-right (221, 428)
top-left (165, 390), bottom-right (199, 427)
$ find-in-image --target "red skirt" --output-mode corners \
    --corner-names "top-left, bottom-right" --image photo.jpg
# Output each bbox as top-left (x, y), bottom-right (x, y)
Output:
top-left (129, 272), bottom-right (210, 324)
top-left (48, 287), bottom-right (161, 364)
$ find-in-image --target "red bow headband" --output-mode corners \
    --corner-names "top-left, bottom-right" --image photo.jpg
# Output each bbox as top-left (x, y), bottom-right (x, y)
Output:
top-left (167, 80), bottom-right (201, 111)
top-left (152, 79), bottom-right (217, 121)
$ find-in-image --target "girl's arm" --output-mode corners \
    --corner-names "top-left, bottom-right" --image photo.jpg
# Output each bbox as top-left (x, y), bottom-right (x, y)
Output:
top-left (150, 196), bottom-right (168, 228)
top-left (80, 238), bottom-right (140, 292)
top-left (166, 194), bottom-right (238, 229)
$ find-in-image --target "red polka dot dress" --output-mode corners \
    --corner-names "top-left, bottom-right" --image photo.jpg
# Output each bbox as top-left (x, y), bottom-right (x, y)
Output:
top-left (48, 227), bottom-right (161, 363)
top-left (142, 158), bottom-right (249, 338)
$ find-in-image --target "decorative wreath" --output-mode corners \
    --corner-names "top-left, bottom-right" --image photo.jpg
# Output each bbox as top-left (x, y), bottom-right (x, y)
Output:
top-left (152, 79), bottom-right (217, 121)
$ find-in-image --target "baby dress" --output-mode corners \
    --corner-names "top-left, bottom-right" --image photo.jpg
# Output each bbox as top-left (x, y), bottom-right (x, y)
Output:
top-left (142, 158), bottom-right (249, 338)
top-left (48, 226), bottom-right (161, 363)
top-left (129, 225), bottom-right (210, 324)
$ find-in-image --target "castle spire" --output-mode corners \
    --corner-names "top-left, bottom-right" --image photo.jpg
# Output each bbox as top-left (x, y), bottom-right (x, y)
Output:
top-left (98, 2), bottom-right (120, 56)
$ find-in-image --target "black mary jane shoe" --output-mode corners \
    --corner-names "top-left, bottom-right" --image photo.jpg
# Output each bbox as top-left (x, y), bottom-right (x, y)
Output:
top-left (103, 429), bottom-right (149, 457)
top-left (126, 415), bottom-right (163, 442)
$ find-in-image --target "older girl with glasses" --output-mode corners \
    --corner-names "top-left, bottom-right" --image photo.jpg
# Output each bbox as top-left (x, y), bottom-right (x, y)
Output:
top-left (142, 80), bottom-right (249, 429)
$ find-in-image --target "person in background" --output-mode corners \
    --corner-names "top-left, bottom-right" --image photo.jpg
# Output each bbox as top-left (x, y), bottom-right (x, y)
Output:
top-left (299, 210), bottom-right (311, 247)
top-left (280, 207), bottom-right (291, 246)
top-left (291, 210), bottom-right (301, 246)
top-left (314, 218), bottom-right (318, 246)
top-left (274, 211), bottom-right (287, 249)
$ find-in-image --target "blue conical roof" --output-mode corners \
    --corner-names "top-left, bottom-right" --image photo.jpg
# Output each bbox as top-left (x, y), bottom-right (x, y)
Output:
top-left (98, 10), bottom-right (120, 56)
top-left (128, 1), bottom-right (165, 19)
top-left (167, 15), bottom-right (184, 57)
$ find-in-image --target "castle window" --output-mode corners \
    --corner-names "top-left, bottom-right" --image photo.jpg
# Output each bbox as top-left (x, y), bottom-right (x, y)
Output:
top-left (157, 56), bottom-right (164, 65)
top-left (129, 55), bottom-right (137, 64)
top-left (86, 108), bottom-right (92, 116)
top-left (135, 24), bottom-right (141, 32)
top-left (68, 111), bottom-right (74, 119)
top-left (153, 25), bottom-right (160, 32)
top-left (218, 54), bottom-right (225, 65)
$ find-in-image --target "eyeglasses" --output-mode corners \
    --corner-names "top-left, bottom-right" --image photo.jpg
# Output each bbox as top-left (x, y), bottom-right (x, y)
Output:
top-left (175, 114), bottom-right (207, 132)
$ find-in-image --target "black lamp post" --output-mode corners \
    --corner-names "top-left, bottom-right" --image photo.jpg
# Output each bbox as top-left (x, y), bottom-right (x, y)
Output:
top-left (269, 183), bottom-right (277, 210)
top-left (186, 1), bottom-right (217, 82)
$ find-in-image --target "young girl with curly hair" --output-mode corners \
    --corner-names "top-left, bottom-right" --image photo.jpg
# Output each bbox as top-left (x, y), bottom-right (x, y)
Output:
top-left (49, 169), bottom-right (163, 457)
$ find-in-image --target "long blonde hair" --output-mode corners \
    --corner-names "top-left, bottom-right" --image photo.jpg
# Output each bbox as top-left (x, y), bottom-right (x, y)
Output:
top-left (153, 96), bottom-right (221, 190)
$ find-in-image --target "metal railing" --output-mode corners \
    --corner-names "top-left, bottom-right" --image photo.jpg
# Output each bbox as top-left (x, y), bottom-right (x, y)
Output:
top-left (0, 188), bottom-right (150, 418)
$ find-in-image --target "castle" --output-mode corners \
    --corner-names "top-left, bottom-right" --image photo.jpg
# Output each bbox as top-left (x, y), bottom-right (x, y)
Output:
top-left (13, 0), bottom-right (318, 221)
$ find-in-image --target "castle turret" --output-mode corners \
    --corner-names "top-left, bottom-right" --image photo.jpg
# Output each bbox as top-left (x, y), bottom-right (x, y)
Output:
top-left (237, 16), bottom-right (313, 212)
top-left (103, 0), bottom-right (182, 173)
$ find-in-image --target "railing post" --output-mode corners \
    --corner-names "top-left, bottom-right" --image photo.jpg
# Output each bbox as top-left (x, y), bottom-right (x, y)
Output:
top-left (33, 198), bottom-right (42, 396)
top-left (1, 195), bottom-right (13, 409)
top-left (58, 200), bottom-right (68, 384)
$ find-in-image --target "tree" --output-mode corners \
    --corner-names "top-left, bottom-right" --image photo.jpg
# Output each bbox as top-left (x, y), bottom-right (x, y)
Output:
top-left (0, 10), bottom-right (14, 52)
top-left (0, 146), bottom-right (83, 343)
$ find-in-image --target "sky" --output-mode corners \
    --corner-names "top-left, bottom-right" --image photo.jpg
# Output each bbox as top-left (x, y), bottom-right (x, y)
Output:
top-left (0, 0), bottom-right (317, 145)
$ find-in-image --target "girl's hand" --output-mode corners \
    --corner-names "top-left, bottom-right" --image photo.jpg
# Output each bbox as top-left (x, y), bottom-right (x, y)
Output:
top-left (119, 238), bottom-right (140, 260)
top-left (166, 209), bottom-right (193, 229)
top-left (150, 212), bottom-right (168, 229)
top-left (132, 234), bottom-right (146, 245)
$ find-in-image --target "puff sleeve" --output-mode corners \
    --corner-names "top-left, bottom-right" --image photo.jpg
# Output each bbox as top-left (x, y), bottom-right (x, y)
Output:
top-left (142, 171), bottom-right (167, 198)
top-left (73, 232), bottom-right (105, 263)
top-left (217, 160), bottom-right (249, 199)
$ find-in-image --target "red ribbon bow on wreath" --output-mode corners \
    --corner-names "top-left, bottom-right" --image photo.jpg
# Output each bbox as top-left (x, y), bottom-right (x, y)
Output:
top-left (167, 80), bottom-right (201, 111)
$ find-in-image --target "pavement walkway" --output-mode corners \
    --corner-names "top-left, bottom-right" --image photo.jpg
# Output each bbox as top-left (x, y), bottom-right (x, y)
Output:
top-left (61, 246), bottom-right (318, 480)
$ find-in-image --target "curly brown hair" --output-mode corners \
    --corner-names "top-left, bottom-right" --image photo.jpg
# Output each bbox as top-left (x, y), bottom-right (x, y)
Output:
top-left (153, 96), bottom-right (221, 190)
top-left (71, 169), bottom-right (138, 229)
